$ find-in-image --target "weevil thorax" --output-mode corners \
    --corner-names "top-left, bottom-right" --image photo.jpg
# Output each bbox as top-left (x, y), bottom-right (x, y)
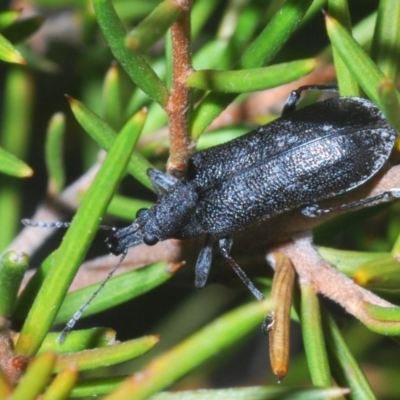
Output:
top-left (107, 180), bottom-right (199, 255)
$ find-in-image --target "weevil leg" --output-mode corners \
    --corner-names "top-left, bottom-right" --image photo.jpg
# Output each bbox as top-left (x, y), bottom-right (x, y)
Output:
top-left (147, 168), bottom-right (178, 196)
top-left (218, 237), bottom-right (265, 301)
top-left (195, 235), bottom-right (215, 288)
top-left (301, 189), bottom-right (400, 218)
top-left (282, 84), bottom-right (339, 115)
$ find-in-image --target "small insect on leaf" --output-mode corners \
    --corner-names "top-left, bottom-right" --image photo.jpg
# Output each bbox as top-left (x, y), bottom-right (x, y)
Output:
top-left (107, 84), bottom-right (398, 297)
top-left (24, 85), bottom-right (399, 340)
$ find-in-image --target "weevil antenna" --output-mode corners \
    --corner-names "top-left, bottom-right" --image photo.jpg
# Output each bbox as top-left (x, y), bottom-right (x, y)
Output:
top-left (22, 219), bottom-right (72, 229)
top-left (22, 218), bottom-right (115, 231)
top-left (58, 249), bottom-right (128, 344)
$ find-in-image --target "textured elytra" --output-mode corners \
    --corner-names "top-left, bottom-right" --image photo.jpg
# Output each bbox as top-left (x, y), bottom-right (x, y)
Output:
top-left (108, 95), bottom-right (396, 255)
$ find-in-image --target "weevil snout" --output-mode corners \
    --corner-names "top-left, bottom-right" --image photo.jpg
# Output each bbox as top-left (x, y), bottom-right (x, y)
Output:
top-left (106, 222), bottom-right (143, 255)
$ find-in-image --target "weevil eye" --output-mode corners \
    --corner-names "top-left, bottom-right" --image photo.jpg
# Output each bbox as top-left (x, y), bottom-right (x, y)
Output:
top-left (143, 234), bottom-right (159, 246)
top-left (136, 208), bottom-right (148, 218)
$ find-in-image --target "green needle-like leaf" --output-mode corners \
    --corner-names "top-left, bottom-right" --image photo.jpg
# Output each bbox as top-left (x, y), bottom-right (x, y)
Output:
top-left (322, 312), bottom-right (376, 399)
top-left (107, 194), bottom-right (154, 221)
top-left (11, 352), bottom-right (57, 400)
top-left (0, 146), bottom-right (33, 178)
top-left (364, 303), bottom-right (400, 335)
top-left (42, 364), bottom-right (78, 400)
top-left (73, 383), bottom-right (350, 399)
top-left (102, 62), bottom-right (122, 130)
top-left (0, 251), bottom-right (29, 317)
top-left (55, 262), bottom-right (178, 324)
top-left (190, 0), bottom-right (313, 138)
top-left (68, 97), bottom-right (153, 190)
top-left (45, 112), bottom-right (66, 196)
top-left (377, 78), bottom-right (400, 134)
top-left (15, 109), bottom-right (145, 357)
top-left (326, 12), bottom-right (400, 134)
top-left (38, 328), bottom-right (116, 354)
top-left (0, 33), bottom-right (25, 64)
top-left (149, 386), bottom-right (350, 400)
top-left (93, 0), bottom-right (169, 107)
top-left (196, 127), bottom-right (248, 150)
top-left (187, 59), bottom-right (317, 93)
top-left (0, 368), bottom-right (12, 399)
top-left (0, 67), bottom-right (32, 250)
top-left (352, 255), bottom-right (400, 290)
top-left (239, 0), bottom-right (313, 69)
top-left (192, 38), bottom-right (231, 71)
top-left (1, 16), bottom-right (45, 44)
top-left (325, 13), bottom-right (399, 108)
top-left (301, 284), bottom-right (331, 387)
top-left (0, 9), bottom-right (21, 30)
top-left (56, 336), bottom-right (159, 372)
top-left (371, 0), bottom-right (400, 82)
top-left (191, 0), bottom-right (219, 39)
top-left (71, 377), bottom-right (125, 398)
top-left (318, 246), bottom-right (390, 277)
top-left (328, 0), bottom-right (360, 96)
top-left (105, 299), bottom-right (273, 400)
top-left (125, 0), bottom-right (181, 52)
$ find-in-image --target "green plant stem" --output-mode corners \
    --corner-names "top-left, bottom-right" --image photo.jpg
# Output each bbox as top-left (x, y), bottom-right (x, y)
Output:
top-left (165, 0), bottom-right (193, 176)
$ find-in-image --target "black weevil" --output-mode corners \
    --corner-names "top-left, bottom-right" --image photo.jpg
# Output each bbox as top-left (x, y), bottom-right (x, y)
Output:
top-left (106, 84), bottom-right (399, 301)
top-left (24, 84), bottom-right (400, 339)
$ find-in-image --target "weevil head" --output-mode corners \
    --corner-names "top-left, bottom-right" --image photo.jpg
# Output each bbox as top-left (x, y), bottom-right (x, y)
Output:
top-left (106, 180), bottom-right (198, 255)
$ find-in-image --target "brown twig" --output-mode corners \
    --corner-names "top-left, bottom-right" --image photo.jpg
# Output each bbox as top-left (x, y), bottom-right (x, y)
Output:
top-left (0, 327), bottom-right (28, 385)
top-left (166, 0), bottom-right (194, 177)
top-left (274, 233), bottom-right (396, 324)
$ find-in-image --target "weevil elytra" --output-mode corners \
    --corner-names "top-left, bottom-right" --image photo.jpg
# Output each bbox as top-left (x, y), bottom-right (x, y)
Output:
top-left (107, 85), bottom-right (399, 300)
top-left (23, 85), bottom-right (400, 340)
